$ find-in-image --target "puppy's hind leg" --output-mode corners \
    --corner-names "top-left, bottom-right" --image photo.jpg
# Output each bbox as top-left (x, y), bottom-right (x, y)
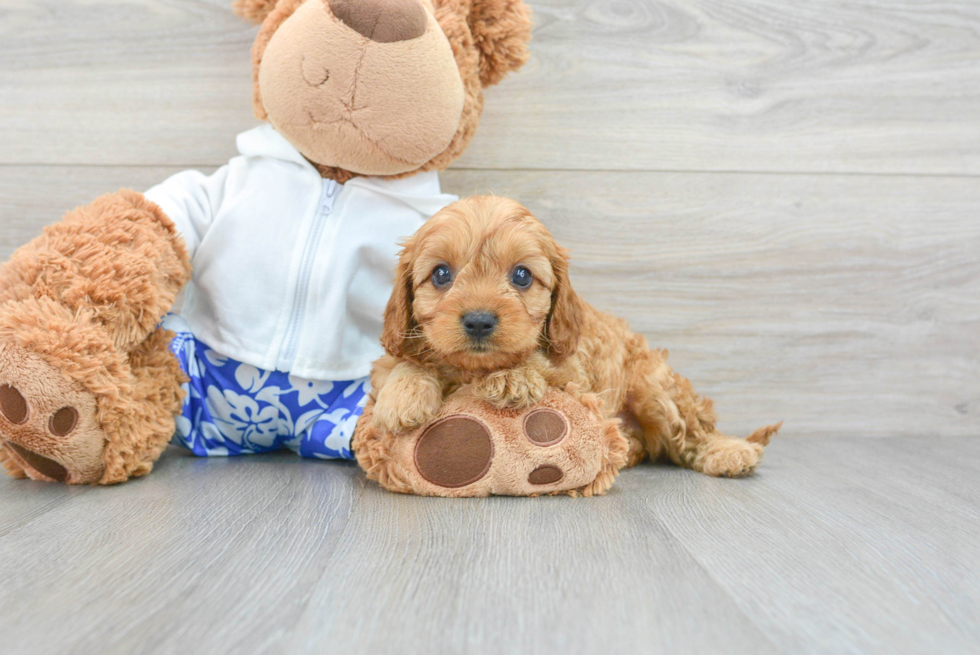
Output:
top-left (625, 349), bottom-right (781, 478)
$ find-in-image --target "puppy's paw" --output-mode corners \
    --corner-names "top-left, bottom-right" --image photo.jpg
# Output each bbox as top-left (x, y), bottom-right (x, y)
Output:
top-left (695, 439), bottom-right (764, 478)
top-left (373, 375), bottom-right (443, 435)
top-left (473, 367), bottom-right (548, 410)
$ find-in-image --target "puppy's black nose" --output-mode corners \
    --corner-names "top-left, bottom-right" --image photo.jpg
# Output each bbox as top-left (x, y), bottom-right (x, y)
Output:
top-left (462, 312), bottom-right (497, 340)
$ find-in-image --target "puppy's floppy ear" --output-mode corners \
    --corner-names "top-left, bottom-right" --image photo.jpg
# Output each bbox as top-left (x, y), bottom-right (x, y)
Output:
top-left (544, 243), bottom-right (585, 364)
top-left (381, 239), bottom-right (418, 359)
top-left (468, 0), bottom-right (534, 87)
top-left (233, 0), bottom-right (279, 23)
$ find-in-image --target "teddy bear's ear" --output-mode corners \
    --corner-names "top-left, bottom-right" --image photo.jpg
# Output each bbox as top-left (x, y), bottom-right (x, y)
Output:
top-left (232, 0), bottom-right (280, 24)
top-left (468, 0), bottom-right (534, 87)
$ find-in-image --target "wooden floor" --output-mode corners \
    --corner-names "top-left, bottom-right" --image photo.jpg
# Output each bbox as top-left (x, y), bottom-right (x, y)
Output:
top-left (1, 0), bottom-right (979, 652)
top-left (0, 439), bottom-right (978, 654)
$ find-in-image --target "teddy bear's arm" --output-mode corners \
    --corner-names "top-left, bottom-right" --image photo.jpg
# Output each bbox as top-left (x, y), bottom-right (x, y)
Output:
top-left (0, 190), bottom-right (192, 352)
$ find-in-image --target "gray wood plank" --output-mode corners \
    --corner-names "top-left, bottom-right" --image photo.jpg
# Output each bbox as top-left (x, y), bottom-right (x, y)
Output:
top-left (0, 0), bottom-right (256, 168)
top-left (1, 1), bottom-right (979, 173)
top-left (0, 474), bottom-right (92, 538)
top-left (0, 448), bottom-right (365, 655)
top-left (1, 438), bottom-right (977, 654)
top-left (636, 437), bottom-right (980, 653)
top-left (284, 475), bottom-right (779, 655)
top-left (2, 165), bottom-right (977, 439)
top-left (0, 165), bottom-right (185, 255)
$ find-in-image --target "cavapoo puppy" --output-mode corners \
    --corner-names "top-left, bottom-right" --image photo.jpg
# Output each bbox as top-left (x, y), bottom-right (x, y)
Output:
top-left (370, 196), bottom-right (780, 477)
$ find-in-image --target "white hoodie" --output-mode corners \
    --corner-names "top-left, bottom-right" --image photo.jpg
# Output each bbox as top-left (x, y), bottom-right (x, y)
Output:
top-left (145, 124), bottom-right (458, 380)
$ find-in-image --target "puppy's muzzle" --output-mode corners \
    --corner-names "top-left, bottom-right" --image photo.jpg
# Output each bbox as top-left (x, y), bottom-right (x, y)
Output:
top-left (462, 312), bottom-right (498, 341)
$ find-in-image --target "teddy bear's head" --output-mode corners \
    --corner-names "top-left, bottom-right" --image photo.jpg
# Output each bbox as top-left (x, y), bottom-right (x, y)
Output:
top-left (233, 0), bottom-right (532, 181)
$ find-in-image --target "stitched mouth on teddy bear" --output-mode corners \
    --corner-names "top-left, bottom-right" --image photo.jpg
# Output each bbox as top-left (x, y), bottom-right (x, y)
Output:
top-left (305, 109), bottom-right (424, 167)
top-left (4, 440), bottom-right (69, 482)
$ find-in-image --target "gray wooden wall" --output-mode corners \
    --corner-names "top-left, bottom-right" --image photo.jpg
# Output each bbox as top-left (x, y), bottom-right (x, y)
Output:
top-left (1, 0), bottom-right (977, 438)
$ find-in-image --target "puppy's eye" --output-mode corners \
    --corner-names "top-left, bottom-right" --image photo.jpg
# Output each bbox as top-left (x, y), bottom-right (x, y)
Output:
top-left (431, 264), bottom-right (453, 288)
top-left (511, 266), bottom-right (533, 289)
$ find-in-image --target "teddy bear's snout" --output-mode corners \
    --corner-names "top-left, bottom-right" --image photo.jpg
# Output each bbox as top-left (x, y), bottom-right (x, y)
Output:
top-left (328, 0), bottom-right (427, 44)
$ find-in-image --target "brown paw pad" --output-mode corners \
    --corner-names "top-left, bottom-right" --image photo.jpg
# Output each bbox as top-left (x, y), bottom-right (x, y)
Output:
top-left (49, 407), bottom-right (78, 437)
top-left (528, 465), bottom-right (564, 486)
top-left (5, 442), bottom-right (69, 482)
top-left (0, 384), bottom-right (29, 424)
top-left (523, 408), bottom-right (568, 446)
top-left (414, 416), bottom-right (494, 489)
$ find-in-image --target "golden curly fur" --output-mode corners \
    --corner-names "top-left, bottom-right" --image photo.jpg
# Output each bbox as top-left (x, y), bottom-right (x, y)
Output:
top-left (372, 196), bottom-right (781, 477)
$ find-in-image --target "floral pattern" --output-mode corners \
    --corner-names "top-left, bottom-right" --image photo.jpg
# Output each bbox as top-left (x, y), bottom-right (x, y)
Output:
top-left (164, 314), bottom-right (365, 460)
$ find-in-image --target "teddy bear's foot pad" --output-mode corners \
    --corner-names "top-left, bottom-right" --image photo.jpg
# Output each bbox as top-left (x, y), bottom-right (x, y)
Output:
top-left (415, 416), bottom-right (494, 488)
top-left (358, 388), bottom-right (627, 497)
top-left (414, 409), bottom-right (576, 489)
top-left (4, 437), bottom-right (69, 482)
top-left (412, 404), bottom-right (584, 494)
top-left (0, 342), bottom-right (106, 484)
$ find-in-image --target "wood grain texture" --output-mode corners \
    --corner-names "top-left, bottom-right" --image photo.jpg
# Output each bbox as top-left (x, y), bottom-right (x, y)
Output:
top-left (638, 437), bottom-right (980, 653)
top-left (0, 448), bottom-right (366, 654)
top-left (2, 166), bottom-right (977, 438)
top-left (284, 472), bottom-right (779, 655)
top-left (0, 439), bottom-right (977, 654)
top-left (1, 0), bottom-right (979, 173)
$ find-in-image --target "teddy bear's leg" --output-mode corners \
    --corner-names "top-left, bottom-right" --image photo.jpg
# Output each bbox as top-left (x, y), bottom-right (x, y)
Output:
top-left (161, 319), bottom-right (367, 461)
top-left (0, 304), bottom-right (185, 484)
top-left (164, 317), bottom-right (286, 458)
top-left (353, 400), bottom-right (414, 494)
top-left (625, 350), bottom-right (782, 478)
top-left (0, 320), bottom-right (113, 484)
top-left (102, 326), bottom-right (186, 481)
top-left (0, 191), bottom-right (191, 484)
top-left (283, 377), bottom-right (368, 461)
top-left (353, 386), bottom-right (628, 497)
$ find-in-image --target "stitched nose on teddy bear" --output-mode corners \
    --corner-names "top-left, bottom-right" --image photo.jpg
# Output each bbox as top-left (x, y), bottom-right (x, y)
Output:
top-left (328, 0), bottom-right (427, 43)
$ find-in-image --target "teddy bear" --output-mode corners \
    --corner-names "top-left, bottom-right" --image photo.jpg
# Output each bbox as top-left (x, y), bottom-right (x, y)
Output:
top-left (0, 0), bottom-right (626, 495)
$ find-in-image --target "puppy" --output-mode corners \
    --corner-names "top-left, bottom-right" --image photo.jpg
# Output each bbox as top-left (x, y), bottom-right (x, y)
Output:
top-left (370, 196), bottom-right (780, 477)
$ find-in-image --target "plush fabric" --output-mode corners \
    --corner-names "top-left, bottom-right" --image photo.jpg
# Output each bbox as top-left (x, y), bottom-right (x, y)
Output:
top-left (233, 0), bottom-right (280, 23)
top-left (329, 0), bottom-right (428, 43)
top-left (0, 192), bottom-right (190, 483)
top-left (251, 0), bottom-right (533, 182)
top-left (257, 0), bottom-right (466, 176)
top-left (354, 386), bottom-right (627, 497)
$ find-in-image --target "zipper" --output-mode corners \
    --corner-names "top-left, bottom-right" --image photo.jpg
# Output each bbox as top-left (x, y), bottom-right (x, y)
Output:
top-left (277, 178), bottom-right (340, 371)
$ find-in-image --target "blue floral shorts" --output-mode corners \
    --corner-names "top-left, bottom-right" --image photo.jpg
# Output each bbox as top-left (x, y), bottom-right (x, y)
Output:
top-left (163, 314), bottom-right (365, 460)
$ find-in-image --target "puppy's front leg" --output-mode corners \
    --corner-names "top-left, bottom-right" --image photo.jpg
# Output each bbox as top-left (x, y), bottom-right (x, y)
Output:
top-left (473, 353), bottom-right (550, 410)
top-left (373, 361), bottom-right (445, 435)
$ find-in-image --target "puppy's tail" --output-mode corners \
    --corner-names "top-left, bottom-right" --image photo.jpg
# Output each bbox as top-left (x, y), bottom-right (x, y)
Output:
top-left (746, 421), bottom-right (783, 446)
